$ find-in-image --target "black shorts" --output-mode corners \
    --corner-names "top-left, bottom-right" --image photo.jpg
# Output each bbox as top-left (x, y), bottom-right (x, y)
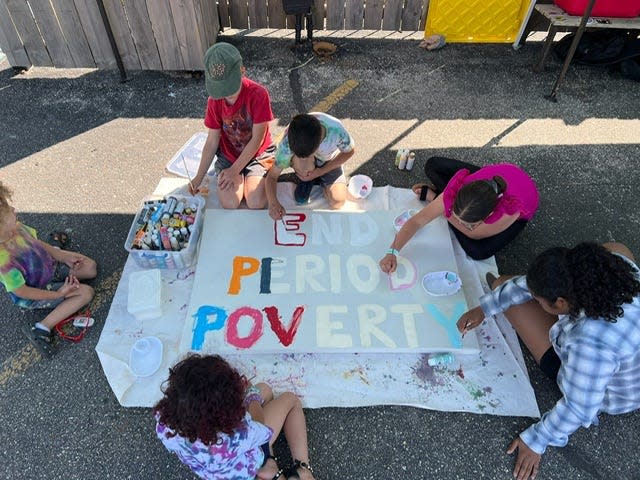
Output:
top-left (539, 347), bottom-right (561, 382)
top-left (260, 442), bottom-right (271, 466)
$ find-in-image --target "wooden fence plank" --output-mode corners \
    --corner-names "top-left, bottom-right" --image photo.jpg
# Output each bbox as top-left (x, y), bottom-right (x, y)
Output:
top-left (28, 0), bottom-right (74, 67)
top-left (50, 0), bottom-right (95, 67)
top-left (192, 0), bottom-right (211, 63)
top-left (123, 0), bottom-right (162, 69)
top-left (382, 0), bottom-right (403, 30)
top-left (363, 0), bottom-right (383, 29)
top-left (218, 0), bottom-right (230, 28)
top-left (73, 0), bottom-right (115, 68)
top-left (0, 0), bottom-right (30, 66)
top-left (5, 0), bottom-right (52, 65)
top-left (311, 0), bottom-right (325, 32)
top-left (344, 0), bottom-right (364, 29)
top-left (146, 0), bottom-right (183, 70)
top-left (102, 0), bottom-right (141, 69)
top-left (419, 0), bottom-right (430, 30)
top-left (325, 0), bottom-right (344, 29)
top-left (267, 0), bottom-right (286, 29)
top-left (198, 0), bottom-right (219, 50)
top-left (229, 0), bottom-right (249, 28)
top-left (401, 0), bottom-right (423, 31)
top-left (248, 0), bottom-right (268, 28)
top-left (169, 0), bottom-right (205, 70)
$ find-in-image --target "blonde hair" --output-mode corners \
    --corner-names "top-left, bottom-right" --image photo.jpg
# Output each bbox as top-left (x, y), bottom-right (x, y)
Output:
top-left (0, 181), bottom-right (14, 219)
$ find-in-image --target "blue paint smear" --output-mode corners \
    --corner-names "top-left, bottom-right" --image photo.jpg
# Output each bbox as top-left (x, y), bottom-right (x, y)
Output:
top-left (425, 303), bottom-right (466, 349)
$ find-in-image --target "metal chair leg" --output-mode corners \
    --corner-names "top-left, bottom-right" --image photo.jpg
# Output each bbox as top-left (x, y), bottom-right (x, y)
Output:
top-left (533, 25), bottom-right (558, 73)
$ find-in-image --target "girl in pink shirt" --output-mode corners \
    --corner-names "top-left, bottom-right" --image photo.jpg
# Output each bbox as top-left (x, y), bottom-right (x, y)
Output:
top-left (380, 156), bottom-right (539, 271)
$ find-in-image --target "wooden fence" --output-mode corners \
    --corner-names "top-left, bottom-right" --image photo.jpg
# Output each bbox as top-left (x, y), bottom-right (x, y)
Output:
top-left (0, 0), bottom-right (429, 70)
top-left (217, 0), bottom-right (430, 31)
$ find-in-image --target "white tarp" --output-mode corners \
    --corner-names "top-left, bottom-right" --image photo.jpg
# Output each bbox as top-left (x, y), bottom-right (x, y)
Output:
top-left (96, 177), bottom-right (539, 418)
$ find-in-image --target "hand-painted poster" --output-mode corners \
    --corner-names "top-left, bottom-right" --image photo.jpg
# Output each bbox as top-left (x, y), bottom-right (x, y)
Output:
top-left (180, 210), bottom-right (480, 354)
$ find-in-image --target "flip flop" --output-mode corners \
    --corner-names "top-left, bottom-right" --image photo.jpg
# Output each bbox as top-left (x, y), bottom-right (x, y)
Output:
top-left (411, 182), bottom-right (437, 202)
top-left (48, 231), bottom-right (70, 249)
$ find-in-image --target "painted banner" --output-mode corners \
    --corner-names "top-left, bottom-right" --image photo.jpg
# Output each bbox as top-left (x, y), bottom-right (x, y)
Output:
top-left (180, 210), bottom-right (479, 354)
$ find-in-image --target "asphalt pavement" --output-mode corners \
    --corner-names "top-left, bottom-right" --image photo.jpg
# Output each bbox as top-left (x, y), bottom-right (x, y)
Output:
top-left (0, 30), bottom-right (639, 480)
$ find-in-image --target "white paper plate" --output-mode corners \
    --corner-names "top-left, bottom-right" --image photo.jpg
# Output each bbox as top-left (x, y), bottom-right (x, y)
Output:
top-left (129, 336), bottom-right (163, 377)
top-left (393, 209), bottom-right (419, 232)
top-left (422, 271), bottom-right (462, 296)
top-left (348, 175), bottom-right (373, 199)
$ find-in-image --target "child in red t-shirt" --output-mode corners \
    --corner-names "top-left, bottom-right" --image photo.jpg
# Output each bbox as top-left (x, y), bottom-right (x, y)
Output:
top-left (190, 43), bottom-right (275, 209)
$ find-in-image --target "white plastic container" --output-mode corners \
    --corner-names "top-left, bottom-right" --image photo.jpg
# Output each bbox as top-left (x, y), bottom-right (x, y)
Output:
top-left (124, 194), bottom-right (205, 269)
top-left (127, 269), bottom-right (164, 320)
top-left (129, 336), bottom-right (163, 377)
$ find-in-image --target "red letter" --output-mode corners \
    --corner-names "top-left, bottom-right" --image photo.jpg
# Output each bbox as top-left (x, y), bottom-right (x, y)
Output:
top-left (263, 305), bottom-right (305, 347)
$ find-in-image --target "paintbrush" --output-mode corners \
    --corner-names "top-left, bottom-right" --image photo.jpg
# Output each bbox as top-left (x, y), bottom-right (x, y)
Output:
top-left (461, 319), bottom-right (471, 339)
top-left (181, 154), bottom-right (195, 193)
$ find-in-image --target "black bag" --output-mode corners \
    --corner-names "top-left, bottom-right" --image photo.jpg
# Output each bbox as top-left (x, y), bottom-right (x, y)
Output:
top-left (554, 31), bottom-right (640, 80)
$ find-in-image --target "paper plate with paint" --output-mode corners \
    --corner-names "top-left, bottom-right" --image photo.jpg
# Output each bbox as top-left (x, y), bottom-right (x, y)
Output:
top-left (129, 336), bottom-right (163, 377)
top-left (422, 271), bottom-right (462, 296)
top-left (348, 175), bottom-right (373, 199)
top-left (394, 209), bottom-right (419, 232)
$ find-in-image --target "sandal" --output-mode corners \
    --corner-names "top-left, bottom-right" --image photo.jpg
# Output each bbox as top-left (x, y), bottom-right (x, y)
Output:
top-left (48, 231), bottom-right (69, 249)
top-left (21, 323), bottom-right (56, 358)
top-left (411, 182), bottom-right (437, 202)
top-left (284, 459), bottom-right (314, 480)
top-left (262, 455), bottom-right (284, 480)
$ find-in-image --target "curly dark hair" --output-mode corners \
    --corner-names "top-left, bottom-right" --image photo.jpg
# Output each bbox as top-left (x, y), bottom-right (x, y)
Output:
top-left (153, 354), bottom-right (248, 444)
top-left (526, 242), bottom-right (640, 322)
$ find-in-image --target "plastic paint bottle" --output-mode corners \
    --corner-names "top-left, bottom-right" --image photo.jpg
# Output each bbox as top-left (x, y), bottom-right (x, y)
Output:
top-left (427, 353), bottom-right (455, 367)
top-left (406, 152), bottom-right (416, 171)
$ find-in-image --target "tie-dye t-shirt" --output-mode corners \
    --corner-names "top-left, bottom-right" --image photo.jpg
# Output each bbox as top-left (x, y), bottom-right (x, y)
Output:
top-left (274, 112), bottom-right (354, 169)
top-left (0, 223), bottom-right (55, 302)
top-left (155, 412), bottom-right (273, 480)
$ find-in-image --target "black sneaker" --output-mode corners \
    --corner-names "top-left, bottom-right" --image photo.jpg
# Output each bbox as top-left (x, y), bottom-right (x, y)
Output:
top-left (294, 181), bottom-right (314, 205)
top-left (21, 323), bottom-right (56, 358)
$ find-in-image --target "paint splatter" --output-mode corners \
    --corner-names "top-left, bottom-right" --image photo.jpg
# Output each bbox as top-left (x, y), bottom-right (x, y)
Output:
top-left (343, 366), bottom-right (371, 385)
top-left (456, 366), bottom-right (465, 379)
top-left (412, 354), bottom-right (444, 386)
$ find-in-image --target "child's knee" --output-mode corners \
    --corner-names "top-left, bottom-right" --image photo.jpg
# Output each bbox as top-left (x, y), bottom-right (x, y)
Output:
top-left (245, 194), bottom-right (266, 210)
top-left (256, 382), bottom-right (273, 402)
top-left (278, 391), bottom-right (301, 408)
top-left (329, 198), bottom-right (345, 210)
top-left (80, 284), bottom-right (94, 303)
top-left (85, 258), bottom-right (98, 278)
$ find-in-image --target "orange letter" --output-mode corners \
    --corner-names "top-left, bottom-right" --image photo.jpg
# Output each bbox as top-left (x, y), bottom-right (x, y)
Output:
top-left (228, 256), bottom-right (260, 294)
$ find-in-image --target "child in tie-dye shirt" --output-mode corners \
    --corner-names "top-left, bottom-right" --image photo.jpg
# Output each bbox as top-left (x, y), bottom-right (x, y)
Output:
top-left (154, 354), bottom-right (316, 480)
top-left (0, 182), bottom-right (96, 357)
top-left (266, 112), bottom-right (355, 220)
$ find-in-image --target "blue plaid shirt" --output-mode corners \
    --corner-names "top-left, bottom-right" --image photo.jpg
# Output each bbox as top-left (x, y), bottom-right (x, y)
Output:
top-left (479, 258), bottom-right (640, 454)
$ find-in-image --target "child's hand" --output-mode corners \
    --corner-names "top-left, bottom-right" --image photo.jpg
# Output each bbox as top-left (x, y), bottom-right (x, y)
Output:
top-left (269, 202), bottom-right (286, 221)
top-left (59, 275), bottom-right (81, 297)
top-left (217, 168), bottom-right (237, 191)
top-left (456, 306), bottom-right (485, 334)
top-left (64, 252), bottom-right (84, 271)
top-left (379, 253), bottom-right (397, 274)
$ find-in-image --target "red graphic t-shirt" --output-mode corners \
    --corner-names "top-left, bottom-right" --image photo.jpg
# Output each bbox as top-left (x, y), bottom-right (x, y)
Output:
top-left (204, 77), bottom-right (274, 162)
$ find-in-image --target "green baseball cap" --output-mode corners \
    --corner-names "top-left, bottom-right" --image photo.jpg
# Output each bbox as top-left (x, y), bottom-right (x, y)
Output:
top-left (204, 43), bottom-right (243, 99)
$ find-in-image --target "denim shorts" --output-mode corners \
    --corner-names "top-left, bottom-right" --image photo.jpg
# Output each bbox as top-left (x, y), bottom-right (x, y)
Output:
top-left (314, 164), bottom-right (347, 187)
top-left (12, 262), bottom-right (70, 310)
top-left (214, 145), bottom-right (276, 178)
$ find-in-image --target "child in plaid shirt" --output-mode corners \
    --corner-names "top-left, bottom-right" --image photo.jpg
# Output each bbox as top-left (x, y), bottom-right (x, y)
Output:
top-left (458, 242), bottom-right (640, 480)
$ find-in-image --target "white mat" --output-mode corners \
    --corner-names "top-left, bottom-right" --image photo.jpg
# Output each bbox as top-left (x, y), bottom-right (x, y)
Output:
top-left (96, 176), bottom-right (539, 417)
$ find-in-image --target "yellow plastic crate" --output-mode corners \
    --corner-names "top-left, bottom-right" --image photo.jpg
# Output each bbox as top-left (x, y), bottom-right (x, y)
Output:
top-left (425, 0), bottom-right (533, 43)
